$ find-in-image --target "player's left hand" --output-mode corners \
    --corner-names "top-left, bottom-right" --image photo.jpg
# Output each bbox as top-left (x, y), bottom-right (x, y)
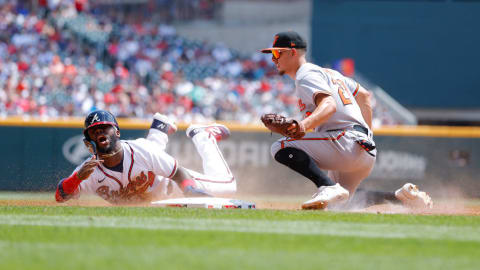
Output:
top-left (261, 113), bottom-right (306, 139)
top-left (285, 120), bottom-right (306, 139)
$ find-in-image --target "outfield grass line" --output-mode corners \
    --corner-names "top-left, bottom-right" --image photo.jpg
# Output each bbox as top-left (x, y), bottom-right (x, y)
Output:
top-left (1, 214), bottom-right (478, 242)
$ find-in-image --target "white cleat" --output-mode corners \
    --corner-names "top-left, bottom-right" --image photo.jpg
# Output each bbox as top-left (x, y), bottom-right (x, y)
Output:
top-left (302, 183), bottom-right (350, 210)
top-left (151, 113), bottom-right (177, 135)
top-left (186, 123), bottom-right (230, 141)
top-left (395, 183), bottom-right (433, 209)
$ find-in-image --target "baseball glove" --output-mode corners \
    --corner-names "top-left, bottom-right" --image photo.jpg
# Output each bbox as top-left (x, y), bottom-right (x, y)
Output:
top-left (261, 113), bottom-right (306, 139)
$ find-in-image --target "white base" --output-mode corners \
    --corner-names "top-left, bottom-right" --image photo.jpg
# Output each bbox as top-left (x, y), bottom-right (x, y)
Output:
top-left (151, 197), bottom-right (256, 209)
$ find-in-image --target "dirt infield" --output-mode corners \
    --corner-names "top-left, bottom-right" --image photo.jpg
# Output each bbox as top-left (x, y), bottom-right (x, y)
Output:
top-left (247, 199), bottom-right (480, 215)
top-left (358, 203), bottom-right (480, 216)
top-left (1, 196), bottom-right (480, 215)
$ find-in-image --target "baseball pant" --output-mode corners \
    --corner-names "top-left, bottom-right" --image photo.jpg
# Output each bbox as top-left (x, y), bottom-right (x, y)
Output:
top-left (147, 128), bottom-right (236, 196)
top-left (270, 129), bottom-right (376, 194)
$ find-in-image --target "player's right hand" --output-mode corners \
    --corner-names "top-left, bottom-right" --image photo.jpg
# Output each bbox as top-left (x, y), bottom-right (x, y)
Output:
top-left (77, 156), bottom-right (104, 180)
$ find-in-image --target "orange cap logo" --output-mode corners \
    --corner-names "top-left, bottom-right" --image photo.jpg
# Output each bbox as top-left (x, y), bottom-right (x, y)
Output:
top-left (273, 35), bottom-right (279, 46)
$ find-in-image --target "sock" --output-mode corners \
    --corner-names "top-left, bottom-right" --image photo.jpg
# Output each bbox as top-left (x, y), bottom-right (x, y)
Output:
top-left (274, 147), bottom-right (335, 188)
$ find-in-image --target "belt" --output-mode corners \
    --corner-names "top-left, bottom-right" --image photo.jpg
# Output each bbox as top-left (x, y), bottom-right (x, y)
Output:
top-left (327, 125), bottom-right (369, 135)
top-left (352, 125), bottom-right (369, 136)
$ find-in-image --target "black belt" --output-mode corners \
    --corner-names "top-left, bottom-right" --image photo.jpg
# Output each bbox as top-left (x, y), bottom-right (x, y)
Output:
top-left (352, 125), bottom-right (369, 135)
top-left (328, 125), bottom-right (369, 135)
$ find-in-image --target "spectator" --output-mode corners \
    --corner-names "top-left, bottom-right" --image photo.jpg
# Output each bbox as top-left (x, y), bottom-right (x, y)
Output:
top-left (0, 1), bottom-right (399, 127)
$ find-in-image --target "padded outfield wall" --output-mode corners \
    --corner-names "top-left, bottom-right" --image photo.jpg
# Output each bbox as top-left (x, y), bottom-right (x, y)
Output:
top-left (1, 118), bottom-right (480, 198)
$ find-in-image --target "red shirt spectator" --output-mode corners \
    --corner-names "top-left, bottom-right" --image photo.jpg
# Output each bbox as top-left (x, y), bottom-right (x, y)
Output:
top-left (75, 0), bottom-right (88, 13)
top-left (260, 80), bottom-right (271, 92)
top-left (16, 81), bottom-right (27, 92)
top-left (179, 96), bottom-right (193, 111)
top-left (111, 84), bottom-right (123, 94)
top-left (104, 92), bottom-right (116, 104)
top-left (108, 42), bottom-right (119, 56)
top-left (157, 92), bottom-right (175, 105)
top-left (34, 20), bottom-right (45, 33)
top-left (17, 61), bottom-right (29, 72)
top-left (235, 84), bottom-right (245, 96)
top-left (161, 71), bottom-right (175, 83)
top-left (114, 63), bottom-right (129, 79)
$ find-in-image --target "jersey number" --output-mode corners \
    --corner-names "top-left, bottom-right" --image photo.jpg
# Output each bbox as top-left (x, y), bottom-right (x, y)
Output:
top-left (334, 79), bottom-right (352, 106)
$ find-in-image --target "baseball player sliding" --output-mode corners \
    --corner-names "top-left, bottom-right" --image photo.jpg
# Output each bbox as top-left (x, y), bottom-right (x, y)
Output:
top-left (260, 31), bottom-right (432, 210)
top-left (55, 110), bottom-right (236, 204)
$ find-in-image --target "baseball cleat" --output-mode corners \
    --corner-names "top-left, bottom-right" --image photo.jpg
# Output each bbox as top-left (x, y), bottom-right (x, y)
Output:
top-left (186, 123), bottom-right (230, 141)
top-left (301, 183), bottom-right (350, 210)
top-left (395, 183), bottom-right (433, 209)
top-left (151, 113), bottom-right (177, 135)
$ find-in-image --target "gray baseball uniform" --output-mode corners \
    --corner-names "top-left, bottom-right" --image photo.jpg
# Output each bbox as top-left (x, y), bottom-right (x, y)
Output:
top-left (270, 63), bottom-right (376, 193)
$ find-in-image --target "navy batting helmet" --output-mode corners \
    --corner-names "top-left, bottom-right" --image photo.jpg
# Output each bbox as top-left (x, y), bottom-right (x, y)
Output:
top-left (83, 110), bottom-right (119, 140)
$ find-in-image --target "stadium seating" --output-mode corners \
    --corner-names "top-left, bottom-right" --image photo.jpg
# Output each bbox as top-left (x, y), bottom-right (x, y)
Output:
top-left (0, 0), bottom-right (400, 126)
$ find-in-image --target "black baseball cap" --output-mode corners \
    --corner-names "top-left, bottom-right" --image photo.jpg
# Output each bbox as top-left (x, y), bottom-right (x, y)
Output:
top-left (261, 31), bottom-right (307, 53)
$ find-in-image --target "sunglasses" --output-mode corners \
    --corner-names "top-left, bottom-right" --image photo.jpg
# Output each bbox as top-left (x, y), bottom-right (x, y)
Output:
top-left (271, 48), bottom-right (292, 59)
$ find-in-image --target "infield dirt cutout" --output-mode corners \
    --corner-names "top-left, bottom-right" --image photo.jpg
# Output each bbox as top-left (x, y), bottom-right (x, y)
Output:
top-left (1, 196), bottom-right (479, 216)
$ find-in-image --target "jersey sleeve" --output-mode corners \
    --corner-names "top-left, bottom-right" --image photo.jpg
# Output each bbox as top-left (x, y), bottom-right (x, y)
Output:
top-left (132, 139), bottom-right (178, 179)
top-left (344, 76), bottom-right (360, 97)
top-left (297, 72), bottom-right (332, 103)
top-left (149, 144), bottom-right (178, 178)
top-left (77, 177), bottom-right (100, 195)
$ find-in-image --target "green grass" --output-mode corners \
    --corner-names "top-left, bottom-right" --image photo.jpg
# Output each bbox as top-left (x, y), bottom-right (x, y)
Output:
top-left (1, 201), bottom-right (480, 269)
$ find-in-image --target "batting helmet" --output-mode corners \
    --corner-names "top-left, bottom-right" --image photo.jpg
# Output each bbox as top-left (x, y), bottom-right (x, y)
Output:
top-left (83, 110), bottom-right (119, 140)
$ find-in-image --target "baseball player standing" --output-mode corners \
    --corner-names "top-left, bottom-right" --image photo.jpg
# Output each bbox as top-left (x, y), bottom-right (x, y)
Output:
top-left (260, 31), bottom-right (432, 210)
top-left (55, 110), bottom-right (236, 204)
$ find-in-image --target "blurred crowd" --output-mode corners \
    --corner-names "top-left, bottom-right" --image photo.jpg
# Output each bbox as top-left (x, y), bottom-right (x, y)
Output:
top-left (0, 0), bottom-right (397, 126)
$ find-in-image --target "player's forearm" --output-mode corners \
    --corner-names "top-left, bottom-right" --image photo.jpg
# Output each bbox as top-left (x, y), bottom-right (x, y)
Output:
top-left (355, 88), bottom-right (373, 128)
top-left (359, 103), bottom-right (372, 129)
top-left (171, 167), bottom-right (196, 190)
top-left (301, 96), bottom-right (336, 130)
top-left (55, 172), bottom-right (82, 202)
top-left (170, 167), bottom-right (211, 197)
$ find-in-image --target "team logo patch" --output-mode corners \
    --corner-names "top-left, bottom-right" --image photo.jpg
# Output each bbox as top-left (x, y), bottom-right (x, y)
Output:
top-left (151, 119), bottom-right (168, 133)
top-left (90, 113), bottom-right (100, 125)
top-left (273, 35), bottom-right (279, 46)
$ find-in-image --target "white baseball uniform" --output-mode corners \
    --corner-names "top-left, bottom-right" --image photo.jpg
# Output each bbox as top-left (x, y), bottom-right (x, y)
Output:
top-left (71, 129), bottom-right (236, 204)
top-left (270, 63), bottom-right (376, 193)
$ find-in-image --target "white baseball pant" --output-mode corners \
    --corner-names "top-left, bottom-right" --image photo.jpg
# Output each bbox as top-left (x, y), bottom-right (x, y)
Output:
top-left (147, 129), bottom-right (236, 196)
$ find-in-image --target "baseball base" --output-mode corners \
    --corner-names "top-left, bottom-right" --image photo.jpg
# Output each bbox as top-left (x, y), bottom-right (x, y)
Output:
top-left (151, 197), bottom-right (256, 209)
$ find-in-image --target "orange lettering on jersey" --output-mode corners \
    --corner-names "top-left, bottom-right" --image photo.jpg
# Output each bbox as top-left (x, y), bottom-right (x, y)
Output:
top-left (333, 79), bottom-right (352, 106)
top-left (298, 99), bottom-right (306, 111)
top-left (338, 88), bottom-right (352, 105)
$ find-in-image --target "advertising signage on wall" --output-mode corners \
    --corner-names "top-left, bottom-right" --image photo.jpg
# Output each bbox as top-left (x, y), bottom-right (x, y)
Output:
top-left (1, 120), bottom-right (480, 197)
